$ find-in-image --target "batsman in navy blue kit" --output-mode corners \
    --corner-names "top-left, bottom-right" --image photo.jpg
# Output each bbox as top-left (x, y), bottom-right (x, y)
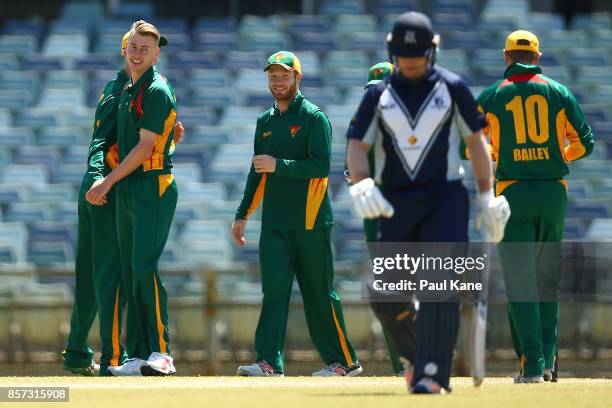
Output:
top-left (346, 12), bottom-right (510, 393)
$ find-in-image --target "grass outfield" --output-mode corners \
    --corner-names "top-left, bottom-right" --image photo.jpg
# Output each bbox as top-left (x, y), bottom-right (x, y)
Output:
top-left (0, 377), bottom-right (611, 408)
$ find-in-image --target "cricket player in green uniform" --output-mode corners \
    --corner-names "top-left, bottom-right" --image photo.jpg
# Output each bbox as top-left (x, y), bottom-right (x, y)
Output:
top-left (232, 51), bottom-right (361, 377)
top-left (87, 20), bottom-right (178, 376)
top-left (476, 31), bottom-right (594, 383)
top-left (62, 32), bottom-right (132, 377)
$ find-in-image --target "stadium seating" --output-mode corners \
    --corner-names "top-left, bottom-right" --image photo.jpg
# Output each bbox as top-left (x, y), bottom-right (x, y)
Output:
top-left (0, 5), bottom-right (609, 303)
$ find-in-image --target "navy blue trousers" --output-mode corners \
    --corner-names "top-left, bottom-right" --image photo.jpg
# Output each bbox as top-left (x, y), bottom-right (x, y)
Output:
top-left (378, 181), bottom-right (468, 390)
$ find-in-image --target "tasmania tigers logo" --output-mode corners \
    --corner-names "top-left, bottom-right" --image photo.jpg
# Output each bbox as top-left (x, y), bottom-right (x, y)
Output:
top-left (289, 125), bottom-right (301, 138)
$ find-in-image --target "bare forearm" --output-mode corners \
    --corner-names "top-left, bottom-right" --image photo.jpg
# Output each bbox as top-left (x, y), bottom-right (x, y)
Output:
top-left (105, 142), bottom-right (154, 186)
top-left (466, 131), bottom-right (493, 192)
top-left (346, 139), bottom-right (371, 183)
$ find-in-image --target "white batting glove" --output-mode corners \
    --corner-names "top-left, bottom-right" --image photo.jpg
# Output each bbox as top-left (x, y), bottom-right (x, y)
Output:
top-left (476, 189), bottom-right (511, 243)
top-left (349, 178), bottom-right (394, 219)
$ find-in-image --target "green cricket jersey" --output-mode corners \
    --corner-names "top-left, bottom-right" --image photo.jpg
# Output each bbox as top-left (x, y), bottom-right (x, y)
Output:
top-left (236, 92), bottom-right (334, 230)
top-left (79, 69), bottom-right (128, 199)
top-left (468, 63), bottom-right (594, 185)
top-left (117, 66), bottom-right (177, 177)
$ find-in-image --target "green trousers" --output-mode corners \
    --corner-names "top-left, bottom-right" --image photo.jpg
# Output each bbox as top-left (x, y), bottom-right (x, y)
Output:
top-left (116, 174), bottom-right (177, 360)
top-left (256, 227), bottom-right (358, 372)
top-left (65, 182), bottom-right (127, 376)
top-left (498, 180), bottom-right (566, 376)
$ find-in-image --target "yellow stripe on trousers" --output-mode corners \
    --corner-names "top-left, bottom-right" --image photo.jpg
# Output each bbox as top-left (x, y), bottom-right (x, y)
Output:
top-left (331, 303), bottom-right (353, 367)
top-left (153, 275), bottom-right (167, 354)
top-left (110, 287), bottom-right (120, 366)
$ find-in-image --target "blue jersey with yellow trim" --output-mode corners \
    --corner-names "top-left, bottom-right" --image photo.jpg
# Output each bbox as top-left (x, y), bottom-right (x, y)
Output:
top-left (347, 66), bottom-right (485, 190)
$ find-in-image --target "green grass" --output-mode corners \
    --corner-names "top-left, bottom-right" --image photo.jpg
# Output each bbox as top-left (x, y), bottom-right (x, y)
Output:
top-left (0, 377), bottom-right (610, 408)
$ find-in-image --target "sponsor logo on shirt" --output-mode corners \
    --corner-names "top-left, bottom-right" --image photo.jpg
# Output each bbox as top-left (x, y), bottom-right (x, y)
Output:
top-left (262, 131), bottom-right (272, 138)
top-left (289, 125), bottom-right (301, 138)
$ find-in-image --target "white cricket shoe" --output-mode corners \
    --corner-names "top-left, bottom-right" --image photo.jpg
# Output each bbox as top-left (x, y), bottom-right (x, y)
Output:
top-left (312, 362), bottom-right (363, 377)
top-left (141, 352), bottom-right (176, 376)
top-left (107, 358), bottom-right (146, 376)
top-left (514, 374), bottom-right (544, 383)
top-left (237, 360), bottom-right (283, 377)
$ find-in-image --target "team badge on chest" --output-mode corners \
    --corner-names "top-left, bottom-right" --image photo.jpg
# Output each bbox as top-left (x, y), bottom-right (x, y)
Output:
top-left (289, 125), bottom-right (301, 138)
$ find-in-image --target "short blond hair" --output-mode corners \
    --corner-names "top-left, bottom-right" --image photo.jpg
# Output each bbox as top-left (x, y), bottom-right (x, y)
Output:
top-left (130, 20), bottom-right (160, 45)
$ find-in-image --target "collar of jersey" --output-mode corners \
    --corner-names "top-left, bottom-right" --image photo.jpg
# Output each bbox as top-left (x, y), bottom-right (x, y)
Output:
top-left (504, 63), bottom-right (542, 78)
top-left (112, 69), bottom-right (130, 95)
top-left (130, 65), bottom-right (157, 92)
top-left (271, 91), bottom-right (303, 115)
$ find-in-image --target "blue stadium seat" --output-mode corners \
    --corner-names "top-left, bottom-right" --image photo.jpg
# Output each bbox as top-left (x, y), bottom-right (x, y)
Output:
top-left (54, 202), bottom-right (78, 222)
top-left (189, 68), bottom-right (230, 89)
top-left (0, 53), bottom-right (18, 71)
top-left (0, 90), bottom-right (31, 109)
top-left (585, 218), bottom-right (612, 241)
top-left (45, 70), bottom-right (87, 89)
top-left (376, 0), bottom-right (419, 16)
top-left (28, 241), bottom-right (74, 265)
top-left (324, 50), bottom-right (369, 72)
top-left (176, 106), bottom-right (216, 127)
top-left (3, 164), bottom-right (48, 186)
top-left (173, 201), bottom-right (206, 225)
top-left (0, 109), bottom-right (11, 127)
top-left (110, 1), bottom-right (155, 21)
top-left (0, 70), bottom-right (39, 92)
top-left (0, 221), bottom-right (28, 263)
top-left (53, 164), bottom-right (85, 185)
top-left (6, 203), bottom-right (53, 223)
top-left (566, 202), bottom-right (609, 220)
top-left (21, 56), bottom-right (64, 71)
top-left (565, 49), bottom-right (609, 69)
top-left (240, 32), bottom-right (290, 53)
top-left (320, 0), bottom-right (365, 15)
top-left (436, 49), bottom-right (469, 76)
top-left (155, 18), bottom-right (189, 35)
top-left (301, 87), bottom-right (342, 108)
top-left (186, 126), bottom-right (232, 146)
top-left (49, 19), bottom-right (91, 36)
top-left (333, 14), bottom-right (378, 34)
top-left (0, 127), bottom-right (34, 147)
top-left (203, 200), bottom-right (242, 223)
top-left (63, 146), bottom-right (88, 165)
top-left (478, 13), bottom-right (521, 33)
top-left (2, 19), bottom-right (45, 40)
top-left (194, 33), bottom-right (238, 52)
top-left (172, 51), bottom-right (218, 70)
top-left (564, 218), bottom-right (586, 240)
top-left (59, 1), bottom-right (104, 25)
top-left (539, 52), bottom-right (564, 68)
top-left (193, 17), bottom-right (237, 34)
top-left (74, 55), bottom-right (117, 71)
top-left (172, 163), bottom-right (203, 184)
top-left (326, 105), bottom-right (358, 129)
top-left (42, 34), bottom-right (88, 58)
top-left (13, 146), bottom-right (61, 172)
top-left (327, 67), bottom-right (366, 88)
top-left (239, 90), bottom-right (273, 108)
top-left (28, 221), bottom-right (75, 244)
top-left (432, 12), bottom-right (473, 31)
top-left (542, 30), bottom-right (589, 50)
top-left (27, 184), bottom-right (76, 204)
top-left (93, 33), bottom-right (128, 54)
top-left (224, 51), bottom-right (266, 70)
top-left (570, 12), bottom-right (611, 31)
top-left (219, 107), bottom-right (260, 126)
top-left (160, 33), bottom-right (190, 54)
top-left (526, 12), bottom-right (564, 32)
top-left (441, 31), bottom-right (487, 50)
top-left (293, 32), bottom-right (339, 52)
top-left (238, 15), bottom-right (284, 35)
top-left (190, 87), bottom-right (234, 108)
top-left (38, 89), bottom-right (85, 108)
top-left (286, 15), bottom-right (331, 34)
top-left (339, 31), bottom-right (385, 51)
top-left (38, 127), bottom-right (87, 147)
top-left (179, 182), bottom-right (228, 205)
top-left (15, 109), bottom-right (59, 129)
top-left (0, 35), bottom-right (37, 57)
top-left (0, 184), bottom-right (27, 204)
top-left (173, 148), bottom-right (210, 175)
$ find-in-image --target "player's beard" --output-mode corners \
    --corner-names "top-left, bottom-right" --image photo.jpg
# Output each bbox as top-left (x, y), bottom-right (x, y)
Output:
top-left (269, 78), bottom-right (298, 102)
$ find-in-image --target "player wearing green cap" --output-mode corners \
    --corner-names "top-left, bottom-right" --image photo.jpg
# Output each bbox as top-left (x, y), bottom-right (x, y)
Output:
top-left (232, 51), bottom-right (361, 377)
top-left (466, 30), bottom-right (594, 383)
top-left (86, 20), bottom-right (179, 376)
top-left (61, 32), bottom-right (133, 377)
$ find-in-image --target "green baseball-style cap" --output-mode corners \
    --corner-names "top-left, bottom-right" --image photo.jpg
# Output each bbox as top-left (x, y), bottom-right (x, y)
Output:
top-left (264, 51), bottom-right (302, 75)
top-left (159, 35), bottom-right (168, 47)
top-left (365, 62), bottom-right (394, 88)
